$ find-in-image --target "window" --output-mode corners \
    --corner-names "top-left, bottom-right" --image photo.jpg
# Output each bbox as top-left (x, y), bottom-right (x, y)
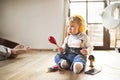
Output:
top-left (70, 2), bottom-right (86, 21)
top-left (87, 2), bottom-right (104, 46)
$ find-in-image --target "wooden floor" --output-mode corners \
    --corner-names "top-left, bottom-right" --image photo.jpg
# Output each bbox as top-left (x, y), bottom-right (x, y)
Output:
top-left (0, 50), bottom-right (120, 80)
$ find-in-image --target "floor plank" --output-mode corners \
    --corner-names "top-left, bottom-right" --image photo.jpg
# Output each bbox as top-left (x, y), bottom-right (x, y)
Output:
top-left (0, 50), bottom-right (120, 80)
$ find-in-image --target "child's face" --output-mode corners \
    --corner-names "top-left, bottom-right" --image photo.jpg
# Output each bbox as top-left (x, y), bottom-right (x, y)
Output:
top-left (67, 22), bottom-right (79, 35)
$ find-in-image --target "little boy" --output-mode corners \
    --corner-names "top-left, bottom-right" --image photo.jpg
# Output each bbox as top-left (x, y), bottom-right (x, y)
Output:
top-left (54, 15), bottom-right (93, 74)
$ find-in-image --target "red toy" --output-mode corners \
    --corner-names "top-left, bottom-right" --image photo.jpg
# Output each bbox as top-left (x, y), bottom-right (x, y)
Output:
top-left (48, 65), bottom-right (59, 72)
top-left (48, 36), bottom-right (59, 47)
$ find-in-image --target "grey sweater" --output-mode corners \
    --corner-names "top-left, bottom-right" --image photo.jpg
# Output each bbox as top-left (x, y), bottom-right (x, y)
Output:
top-left (0, 45), bottom-right (11, 61)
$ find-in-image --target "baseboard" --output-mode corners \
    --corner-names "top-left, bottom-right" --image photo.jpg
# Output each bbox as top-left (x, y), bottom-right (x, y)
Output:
top-left (29, 48), bottom-right (56, 51)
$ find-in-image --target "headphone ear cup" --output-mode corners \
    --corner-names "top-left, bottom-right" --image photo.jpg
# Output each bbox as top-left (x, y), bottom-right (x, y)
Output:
top-left (79, 23), bottom-right (86, 32)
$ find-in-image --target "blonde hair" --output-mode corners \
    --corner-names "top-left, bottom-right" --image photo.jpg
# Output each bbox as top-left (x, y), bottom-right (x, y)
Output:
top-left (68, 15), bottom-right (86, 33)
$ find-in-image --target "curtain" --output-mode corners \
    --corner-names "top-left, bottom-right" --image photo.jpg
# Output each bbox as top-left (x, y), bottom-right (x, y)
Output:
top-left (62, 0), bottom-right (69, 44)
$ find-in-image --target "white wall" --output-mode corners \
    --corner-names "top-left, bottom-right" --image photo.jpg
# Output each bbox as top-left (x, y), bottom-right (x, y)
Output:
top-left (0, 0), bottom-right (65, 49)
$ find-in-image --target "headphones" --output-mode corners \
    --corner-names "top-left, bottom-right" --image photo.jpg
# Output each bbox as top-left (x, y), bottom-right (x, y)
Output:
top-left (74, 14), bottom-right (86, 33)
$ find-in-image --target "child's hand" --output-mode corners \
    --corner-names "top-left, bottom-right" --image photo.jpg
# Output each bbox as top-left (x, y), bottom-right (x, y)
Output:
top-left (57, 47), bottom-right (65, 53)
top-left (80, 48), bottom-right (88, 56)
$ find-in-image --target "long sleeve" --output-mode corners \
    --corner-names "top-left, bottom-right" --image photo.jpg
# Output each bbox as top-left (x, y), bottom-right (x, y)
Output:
top-left (80, 35), bottom-right (93, 54)
top-left (0, 45), bottom-right (11, 60)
